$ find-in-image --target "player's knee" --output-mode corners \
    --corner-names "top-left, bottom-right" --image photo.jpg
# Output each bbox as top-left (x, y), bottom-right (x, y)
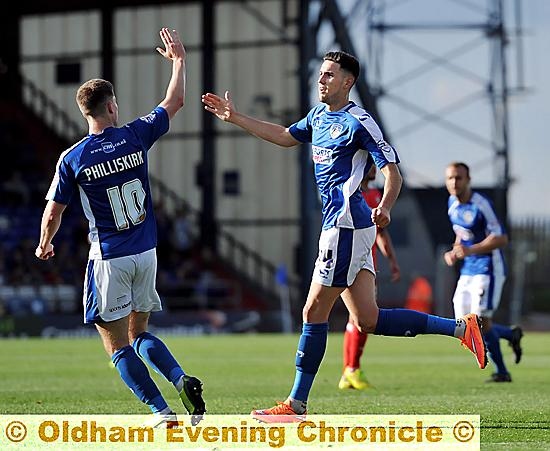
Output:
top-left (302, 303), bottom-right (318, 323)
top-left (355, 316), bottom-right (377, 334)
top-left (302, 300), bottom-right (325, 322)
top-left (355, 322), bottom-right (375, 334)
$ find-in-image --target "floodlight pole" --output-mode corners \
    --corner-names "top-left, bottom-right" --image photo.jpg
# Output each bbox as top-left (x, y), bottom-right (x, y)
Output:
top-left (489, 0), bottom-right (510, 227)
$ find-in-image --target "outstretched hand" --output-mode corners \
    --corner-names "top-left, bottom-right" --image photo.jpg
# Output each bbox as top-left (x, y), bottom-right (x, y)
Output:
top-left (202, 91), bottom-right (236, 122)
top-left (156, 28), bottom-right (186, 61)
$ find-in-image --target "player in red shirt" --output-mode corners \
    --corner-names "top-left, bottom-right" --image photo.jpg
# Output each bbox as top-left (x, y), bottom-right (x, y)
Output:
top-left (339, 165), bottom-right (401, 389)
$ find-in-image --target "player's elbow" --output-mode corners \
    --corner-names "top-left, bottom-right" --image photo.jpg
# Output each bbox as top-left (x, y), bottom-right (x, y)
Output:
top-left (170, 94), bottom-right (185, 111)
top-left (393, 167), bottom-right (403, 187)
top-left (160, 96), bottom-right (185, 119)
top-left (279, 129), bottom-right (299, 148)
top-left (166, 105), bottom-right (183, 120)
top-left (382, 163), bottom-right (402, 187)
top-left (278, 140), bottom-right (297, 148)
top-left (499, 234), bottom-right (509, 247)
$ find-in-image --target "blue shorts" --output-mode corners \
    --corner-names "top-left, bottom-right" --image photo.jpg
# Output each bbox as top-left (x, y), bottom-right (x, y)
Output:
top-left (312, 226), bottom-right (376, 287)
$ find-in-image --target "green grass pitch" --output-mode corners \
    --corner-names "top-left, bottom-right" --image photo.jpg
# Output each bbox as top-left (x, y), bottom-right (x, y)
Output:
top-left (0, 332), bottom-right (548, 450)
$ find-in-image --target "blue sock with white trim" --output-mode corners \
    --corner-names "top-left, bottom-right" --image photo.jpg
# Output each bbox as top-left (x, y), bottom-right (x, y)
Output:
top-left (111, 345), bottom-right (168, 413)
top-left (374, 308), bottom-right (457, 337)
top-left (132, 331), bottom-right (185, 389)
top-left (289, 322), bottom-right (329, 403)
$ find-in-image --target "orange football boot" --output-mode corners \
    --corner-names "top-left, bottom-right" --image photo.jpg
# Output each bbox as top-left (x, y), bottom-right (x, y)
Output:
top-left (460, 313), bottom-right (488, 369)
top-left (251, 402), bottom-right (306, 423)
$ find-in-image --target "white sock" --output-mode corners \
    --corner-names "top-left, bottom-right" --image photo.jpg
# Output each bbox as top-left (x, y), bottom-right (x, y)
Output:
top-left (175, 375), bottom-right (185, 392)
top-left (454, 318), bottom-right (466, 338)
top-left (287, 397), bottom-right (307, 414)
top-left (158, 406), bottom-right (173, 416)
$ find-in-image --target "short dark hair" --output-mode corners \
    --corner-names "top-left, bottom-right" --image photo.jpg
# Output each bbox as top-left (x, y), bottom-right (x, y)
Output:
top-left (448, 161), bottom-right (470, 178)
top-left (76, 78), bottom-right (115, 117)
top-left (323, 51), bottom-right (360, 81)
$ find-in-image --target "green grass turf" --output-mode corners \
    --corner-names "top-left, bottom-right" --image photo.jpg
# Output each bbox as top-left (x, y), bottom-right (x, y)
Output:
top-left (0, 332), bottom-right (548, 450)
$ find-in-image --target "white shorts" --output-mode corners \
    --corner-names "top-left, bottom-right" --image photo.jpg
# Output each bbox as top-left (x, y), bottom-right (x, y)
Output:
top-left (452, 273), bottom-right (506, 319)
top-left (83, 248), bottom-right (162, 324)
top-left (312, 226), bottom-right (376, 287)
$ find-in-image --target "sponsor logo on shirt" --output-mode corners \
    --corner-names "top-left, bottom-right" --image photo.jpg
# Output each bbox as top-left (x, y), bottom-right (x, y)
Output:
top-left (91, 139), bottom-right (127, 155)
top-left (101, 142), bottom-right (115, 153)
top-left (312, 145), bottom-right (334, 165)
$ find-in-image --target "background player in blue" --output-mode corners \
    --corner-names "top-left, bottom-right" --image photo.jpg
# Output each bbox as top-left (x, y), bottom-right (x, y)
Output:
top-left (444, 161), bottom-right (523, 383)
top-left (202, 51), bottom-right (487, 421)
top-left (35, 28), bottom-right (205, 423)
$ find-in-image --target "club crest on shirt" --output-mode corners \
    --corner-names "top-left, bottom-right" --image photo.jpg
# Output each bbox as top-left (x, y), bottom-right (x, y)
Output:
top-left (329, 123), bottom-right (344, 139)
top-left (462, 210), bottom-right (475, 225)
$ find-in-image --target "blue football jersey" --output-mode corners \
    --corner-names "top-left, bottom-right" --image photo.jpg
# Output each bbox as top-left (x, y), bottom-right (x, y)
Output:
top-left (289, 101), bottom-right (399, 230)
top-left (46, 107), bottom-right (169, 260)
top-left (447, 191), bottom-right (507, 276)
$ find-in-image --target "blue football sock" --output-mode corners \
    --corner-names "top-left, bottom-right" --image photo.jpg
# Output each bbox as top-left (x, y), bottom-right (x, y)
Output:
top-left (374, 308), bottom-right (456, 337)
top-left (111, 345), bottom-right (168, 413)
top-left (491, 323), bottom-right (513, 342)
top-left (290, 322), bottom-right (329, 402)
top-left (132, 331), bottom-right (185, 388)
top-left (484, 328), bottom-right (508, 375)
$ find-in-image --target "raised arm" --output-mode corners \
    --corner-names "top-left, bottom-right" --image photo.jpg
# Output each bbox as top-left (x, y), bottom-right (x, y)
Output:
top-left (201, 91), bottom-right (299, 148)
top-left (157, 28), bottom-right (186, 120)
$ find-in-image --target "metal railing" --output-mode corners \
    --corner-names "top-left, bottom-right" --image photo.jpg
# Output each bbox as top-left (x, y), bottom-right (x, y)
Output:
top-left (510, 218), bottom-right (550, 315)
top-left (21, 76), bottom-right (84, 141)
top-left (149, 175), bottom-right (301, 306)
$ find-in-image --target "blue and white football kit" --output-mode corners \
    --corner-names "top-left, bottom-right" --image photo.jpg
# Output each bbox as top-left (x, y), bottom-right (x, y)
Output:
top-left (289, 101), bottom-right (399, 287)
top-left (272, 102), bottom-right (485, 409)
top-left (46, 107), bottom-right (169, 323)
top-left (448, 192), bottom-right (507, 319)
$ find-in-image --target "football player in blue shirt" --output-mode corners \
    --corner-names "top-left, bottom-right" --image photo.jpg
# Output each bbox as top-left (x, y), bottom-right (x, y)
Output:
top-left (444, 161), bottom-right (523, 382)
top-left (35, 28), bottom-right (205, 424)
top-left (202, 51), bottom-right (487, 420)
